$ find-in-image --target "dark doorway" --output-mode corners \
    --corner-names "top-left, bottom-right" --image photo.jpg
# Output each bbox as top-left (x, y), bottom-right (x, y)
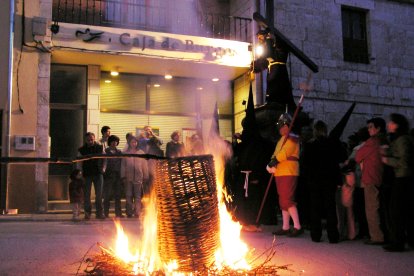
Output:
top-left (49, 64), bottom-right (87, 200)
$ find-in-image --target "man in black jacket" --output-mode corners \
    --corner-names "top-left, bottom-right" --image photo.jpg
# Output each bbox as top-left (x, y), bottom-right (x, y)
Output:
top-left (78, 132), bottom-right (105, 219)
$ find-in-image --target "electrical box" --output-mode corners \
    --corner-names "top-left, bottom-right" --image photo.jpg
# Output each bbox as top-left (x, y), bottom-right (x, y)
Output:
top-left (15, 135), bottom-right (36, 151)
top-left (32, 17), bottom-right (48, 36)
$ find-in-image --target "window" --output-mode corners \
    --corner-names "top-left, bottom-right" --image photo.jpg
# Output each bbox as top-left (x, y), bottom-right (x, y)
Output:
top-left (341, 7), bottom-right (369, 64)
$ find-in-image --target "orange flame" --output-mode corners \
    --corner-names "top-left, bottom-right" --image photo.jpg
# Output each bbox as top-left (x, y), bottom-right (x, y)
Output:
top-left (210, 138), bottom-right (251, 270)
top-left (112, 135), bottom-right (250, 273)
top-left (111, 191), bottom-right (160, 275)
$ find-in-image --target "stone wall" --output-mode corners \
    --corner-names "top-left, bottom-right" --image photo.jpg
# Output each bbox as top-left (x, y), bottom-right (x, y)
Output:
top-left (271, 0), bottom-right (414, 138)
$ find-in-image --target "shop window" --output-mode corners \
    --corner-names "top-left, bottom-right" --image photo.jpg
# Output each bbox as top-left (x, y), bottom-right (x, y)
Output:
top-left (341, 7), bottom-right (369, 64)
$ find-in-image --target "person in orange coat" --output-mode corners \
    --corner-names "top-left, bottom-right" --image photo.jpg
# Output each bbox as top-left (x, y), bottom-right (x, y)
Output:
top-left (267, 113), bottom-right (303, 237)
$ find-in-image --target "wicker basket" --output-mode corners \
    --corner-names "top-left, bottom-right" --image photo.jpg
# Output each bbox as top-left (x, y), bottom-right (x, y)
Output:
top-left (155, 155), bottom-right (220, 272)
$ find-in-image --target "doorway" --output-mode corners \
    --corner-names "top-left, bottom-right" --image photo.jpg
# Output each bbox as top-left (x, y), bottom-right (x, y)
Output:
top-left (49, 64), bottom-right (87, 201)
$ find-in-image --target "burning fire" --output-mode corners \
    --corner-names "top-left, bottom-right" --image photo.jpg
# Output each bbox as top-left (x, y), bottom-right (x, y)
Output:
top-left (110, 192), bottom-right (159, 274)
top-left (110, 137), bottom-right (250, 274)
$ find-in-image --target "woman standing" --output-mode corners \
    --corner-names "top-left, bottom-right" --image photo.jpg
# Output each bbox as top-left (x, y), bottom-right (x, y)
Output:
top-left (121, 136), bottom-right (148, 218)
top-left (382, 113), bottom-right (414, 252)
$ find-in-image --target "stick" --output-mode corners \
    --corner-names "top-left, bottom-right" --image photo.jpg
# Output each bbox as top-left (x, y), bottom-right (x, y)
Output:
top-left (255, 174), bottom-right (274, 225)
top-left (255, 72), bottom-right (313, 225)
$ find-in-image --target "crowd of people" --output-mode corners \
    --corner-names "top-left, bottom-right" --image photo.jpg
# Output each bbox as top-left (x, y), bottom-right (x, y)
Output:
top-left (265, 112), bottom-right (414, 252)
top-left (69, 125), bottom-right (203, 221)
top-left (69, 112), bottom-right (414, 253)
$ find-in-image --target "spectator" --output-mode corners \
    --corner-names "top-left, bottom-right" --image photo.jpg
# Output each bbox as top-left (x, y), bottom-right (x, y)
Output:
top-left (190, 134), bottom-right (205, 155)
top-left (122, 136), bottom-right (148, 218)
top-left (338, 158), bottom-right (356, 241)
top-left (355, 118), bottom-right (387, 245)
top-left (166, 130), bottom-right (186, 158)
top-left (77, 132), bottom-right (105, 219)
top-left (122, 132), bottom-right (133, 152)
top-left (348, 128), bottom-right (370, 240)
top-left (68, 169), bottom-right (84, 221)
top-left (138, 126), bottom-right (163, 156)
top-left (382, 113), bottom-right (414, 252)
top-left (103, 135), bottom-right (124, 218)
top-left (100, 126), bottom-right (111, 149)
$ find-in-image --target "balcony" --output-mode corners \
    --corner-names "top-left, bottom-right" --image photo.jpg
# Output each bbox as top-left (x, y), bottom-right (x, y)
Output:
top-left (52, 0), bottom-right (252, 42)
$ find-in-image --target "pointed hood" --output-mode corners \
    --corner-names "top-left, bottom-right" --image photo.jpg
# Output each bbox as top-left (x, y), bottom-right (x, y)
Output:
top-left (329, 102), bottom-right (356, 140)
top-left (241, 82), bottom-right (260, 142)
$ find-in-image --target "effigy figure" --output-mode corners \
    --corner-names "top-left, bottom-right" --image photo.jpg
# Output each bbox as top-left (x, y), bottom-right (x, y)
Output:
top-left (251, 29), bottom-right (296, 112)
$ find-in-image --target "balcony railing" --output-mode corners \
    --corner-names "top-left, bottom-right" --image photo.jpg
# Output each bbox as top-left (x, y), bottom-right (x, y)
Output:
top-left (52, 0), bottom-right (252, 42)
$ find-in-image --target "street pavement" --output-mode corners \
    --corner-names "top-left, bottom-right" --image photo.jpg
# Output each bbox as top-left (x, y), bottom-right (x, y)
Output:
top-left (0, 214), bottom-right (413, 275)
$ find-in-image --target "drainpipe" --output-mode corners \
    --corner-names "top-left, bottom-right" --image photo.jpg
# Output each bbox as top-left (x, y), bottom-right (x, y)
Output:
top-left (1, 0), bottom-right (14, 213)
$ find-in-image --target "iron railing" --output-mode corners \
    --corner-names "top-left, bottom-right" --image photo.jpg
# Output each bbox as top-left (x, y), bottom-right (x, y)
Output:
top-left (52, 0), bottom-right (252, 42)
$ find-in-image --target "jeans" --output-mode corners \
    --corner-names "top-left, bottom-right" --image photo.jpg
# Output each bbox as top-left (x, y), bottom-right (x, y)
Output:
top-left (84, 174), bottom-right (104, 217)
top-left (104, 171), bottom-right (122, 217)
top-left (125, 180), bottom-right (143, 217)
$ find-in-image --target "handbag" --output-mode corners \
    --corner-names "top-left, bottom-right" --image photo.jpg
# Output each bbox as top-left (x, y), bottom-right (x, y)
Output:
top-left (341, 172), bottom-right (355, 208)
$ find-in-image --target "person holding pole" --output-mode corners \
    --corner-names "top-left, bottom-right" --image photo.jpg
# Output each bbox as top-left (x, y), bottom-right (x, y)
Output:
top-left (267, 113), bottom-right (303, 237)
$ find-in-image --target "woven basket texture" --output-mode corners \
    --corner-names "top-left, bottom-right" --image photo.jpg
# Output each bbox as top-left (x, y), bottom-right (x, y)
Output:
top-left (155, 155), bottom-right (220, 272)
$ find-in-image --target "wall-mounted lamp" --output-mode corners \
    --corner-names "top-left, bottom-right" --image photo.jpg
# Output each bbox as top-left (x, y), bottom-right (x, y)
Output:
top-left (165, 74), bottom-right (173, 80)
top-left (212, 78), bottom-right (219, 82)
top-left (110, 67), bottom-right (119, 76)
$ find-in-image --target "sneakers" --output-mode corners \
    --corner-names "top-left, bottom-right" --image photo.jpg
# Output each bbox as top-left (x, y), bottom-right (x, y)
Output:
top-left (288, 227), bottom-right (304, 237)
top-left (272, 228), bottom-right (290, 236)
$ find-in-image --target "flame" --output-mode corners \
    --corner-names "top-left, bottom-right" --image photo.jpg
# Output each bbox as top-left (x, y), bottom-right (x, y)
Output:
top-left (210, 138), bottom-right (251, 270)
top-left (111, 190), bottom-right (160, 275)
top-left (111, 134), bottom-right (250, 274)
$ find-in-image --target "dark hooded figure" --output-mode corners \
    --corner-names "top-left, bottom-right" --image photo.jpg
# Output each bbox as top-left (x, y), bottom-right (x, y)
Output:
top-left (302, 120), bottom-right (348, 243)
top-left (251, 29), bottom-right (296, 111)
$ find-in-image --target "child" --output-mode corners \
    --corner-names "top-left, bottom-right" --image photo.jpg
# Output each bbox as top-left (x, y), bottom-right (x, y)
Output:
top-left (69, 169), bottom-right (84, 221)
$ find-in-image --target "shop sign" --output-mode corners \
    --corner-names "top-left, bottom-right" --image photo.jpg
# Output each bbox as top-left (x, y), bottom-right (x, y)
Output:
top-left (52, 23), bottom-right (251, 67)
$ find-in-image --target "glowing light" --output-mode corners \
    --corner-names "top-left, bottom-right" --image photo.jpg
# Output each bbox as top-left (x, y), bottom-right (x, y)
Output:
top-left (212, 78), bottom-right (219, 82)
top-left (104, 80), bottom-right (111, 83)
top-left (110, 134), bottom-right (251, 274)
top-left (206, 133), bottom-right (251, 271)
top-left (165, 74), bottom-right (173, 80)
top-left (255, 45), bottom-right (264, 56)
top-left (154, 84), bottom-right (160, 87)
top-left (112, 191), bottom-right (160, 274)
top-left (110, 71), bottom-right (119, 76)
top-left (197, 87), bottom-right (203, 90)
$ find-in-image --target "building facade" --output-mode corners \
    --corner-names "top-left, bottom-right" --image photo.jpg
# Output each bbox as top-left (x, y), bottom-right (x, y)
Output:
top-left (1, 0), bottom-right (413, 213)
